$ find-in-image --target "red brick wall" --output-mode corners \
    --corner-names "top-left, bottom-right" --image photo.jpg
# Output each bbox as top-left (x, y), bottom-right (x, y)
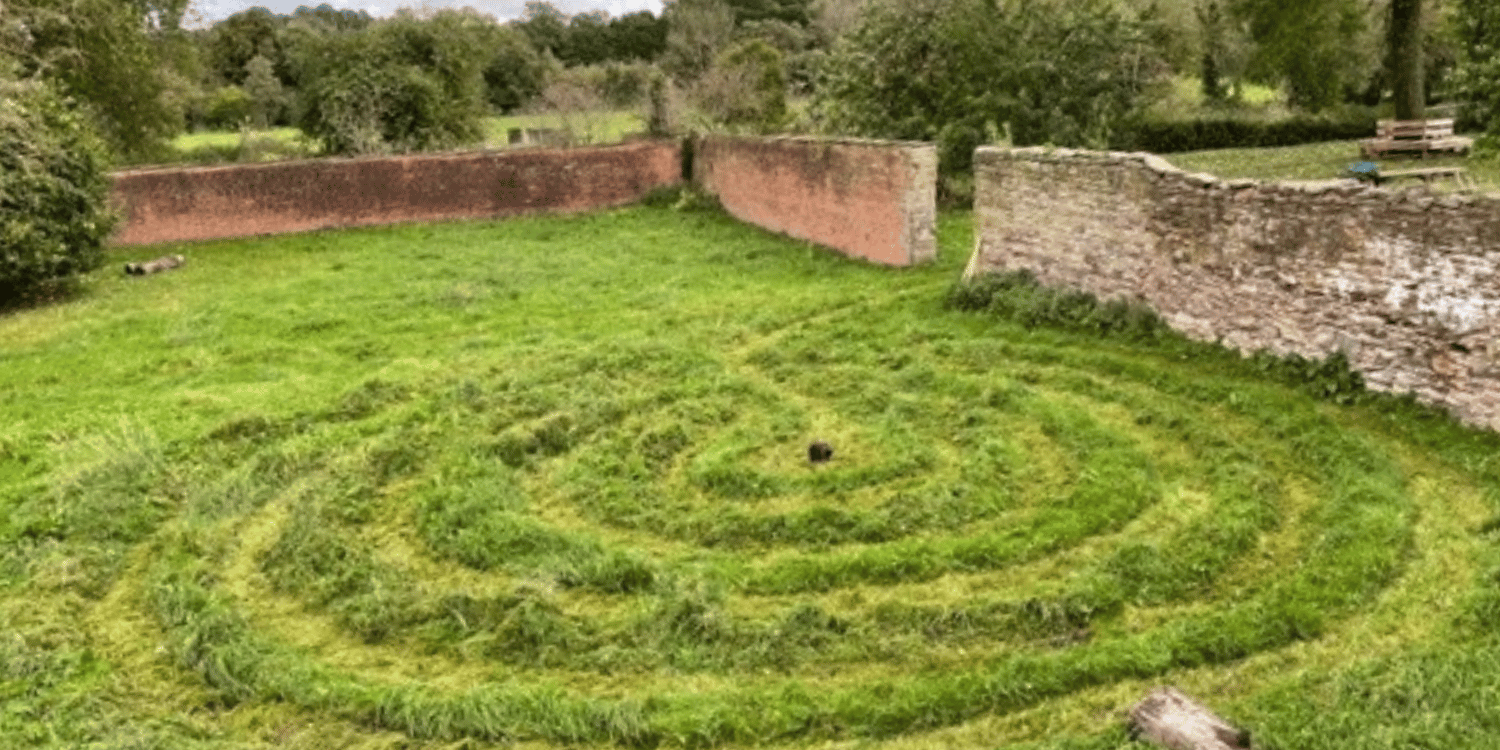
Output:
top-left (110, 141), bottom-right (682, 245)
top-left (692, 135), bottom-right (937, 266)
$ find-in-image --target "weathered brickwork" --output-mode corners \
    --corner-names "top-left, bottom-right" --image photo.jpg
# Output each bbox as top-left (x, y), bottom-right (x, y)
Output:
top-left (969, 146), bottom-right (1500, 429)
top-left (693, 135), bottom-right (937, 266)
top-left (110, 140), bottom-right (682, 245)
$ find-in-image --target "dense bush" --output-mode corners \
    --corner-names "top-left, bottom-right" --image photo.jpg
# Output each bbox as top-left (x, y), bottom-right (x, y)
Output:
top-left (814, 0), bottom-right (1161, 173)
top-left (0, 80), bottom-right (118, 305)
top-left (1111, 108), bottom-right (1378, 153)
top-left (692, 39), bottom-right (788, 133)
top-left (294, 10), bottom-right (489, 155)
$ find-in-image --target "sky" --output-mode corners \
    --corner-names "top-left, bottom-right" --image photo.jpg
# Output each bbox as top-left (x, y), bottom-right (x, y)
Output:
top-left (189, 0), bottom-right (665, 26)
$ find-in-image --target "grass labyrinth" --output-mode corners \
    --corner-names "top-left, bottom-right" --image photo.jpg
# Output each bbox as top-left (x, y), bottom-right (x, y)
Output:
top-left (5, 203), bottom-right (1500, 749)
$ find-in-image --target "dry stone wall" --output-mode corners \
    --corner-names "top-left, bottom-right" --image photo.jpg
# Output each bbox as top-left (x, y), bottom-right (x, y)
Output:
top-left (110, 140), bottom-right (682, 245)
top-left (693, 135), bottom-right (937, 266)
top-left (968, 146), bottom-right (1500, 429)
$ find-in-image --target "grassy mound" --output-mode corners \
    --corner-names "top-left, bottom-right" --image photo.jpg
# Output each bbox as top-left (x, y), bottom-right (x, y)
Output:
top-left (4, 204), bottom-right (1500, 749)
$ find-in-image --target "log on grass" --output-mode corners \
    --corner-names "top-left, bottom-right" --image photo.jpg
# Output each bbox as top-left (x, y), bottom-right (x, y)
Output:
top-left (1127, 687), bottom-right (1251, 750)
top-left (125, 254), bottom-right (185, 276)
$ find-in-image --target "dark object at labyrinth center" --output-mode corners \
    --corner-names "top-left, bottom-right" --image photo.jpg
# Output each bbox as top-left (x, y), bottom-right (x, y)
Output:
top-left (808, 440), bottom-right (834, 463)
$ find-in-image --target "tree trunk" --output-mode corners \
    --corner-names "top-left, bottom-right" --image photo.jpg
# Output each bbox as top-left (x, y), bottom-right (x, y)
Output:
top-left (1391, 0), bottom-right (1425, 121)
top-left (1128, 687), bottom-right (1251, 750)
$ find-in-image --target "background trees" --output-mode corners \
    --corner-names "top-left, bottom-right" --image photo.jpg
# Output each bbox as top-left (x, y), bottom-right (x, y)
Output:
top-left (4, 0), bottom-right (185, 161)
top-left (1232, 0), bottom-right (1375, 111)
top-left (814, 0), bottom-right (1161, 169)
top-left (1454, 0), bottom-right (1500, 143)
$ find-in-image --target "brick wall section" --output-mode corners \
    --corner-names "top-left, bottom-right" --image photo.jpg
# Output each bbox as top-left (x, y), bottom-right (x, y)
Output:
top-left (969, 146), bottom-right (1500, 429)
top-left (693, 135), bottom-right (937, 266)
top-left (110, 140), bottom-right (682, 245)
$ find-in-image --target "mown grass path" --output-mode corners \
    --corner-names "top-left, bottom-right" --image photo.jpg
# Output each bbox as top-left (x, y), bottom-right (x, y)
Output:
top-left (4, 204), bottom-right (1500, 750)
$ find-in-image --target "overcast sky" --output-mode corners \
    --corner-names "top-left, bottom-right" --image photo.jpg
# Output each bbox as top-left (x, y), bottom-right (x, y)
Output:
top-left (189, 0), bottom-right (665, 26)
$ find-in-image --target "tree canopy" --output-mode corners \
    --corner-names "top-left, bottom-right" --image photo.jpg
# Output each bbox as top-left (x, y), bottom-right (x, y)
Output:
top-left (5, 0), bottom-right (183, 161)
top-left (815, 0), bottom-right (1161, 170)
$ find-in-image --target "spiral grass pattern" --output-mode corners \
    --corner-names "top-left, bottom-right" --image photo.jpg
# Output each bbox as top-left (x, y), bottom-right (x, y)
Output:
top-left (4, 206), bottom-right (1500, 750)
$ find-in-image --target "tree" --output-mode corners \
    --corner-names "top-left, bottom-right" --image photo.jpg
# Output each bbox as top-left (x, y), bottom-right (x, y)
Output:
top-left (205, 6), bottom-right (287, 86)
top-left (1232, 0), bottom-right (1374, 111)
top-left (0, 79), bottom-right (118, 305)
top-left (482, 24), bottom-right (549, 112)
top-left (243, 54), bottom-right (288, 127)
top-left (295, 10), bottom-right (489, 154)
top-left (1389, 0), bottom-right (1424, 120)
top-left (609, 11), bottom-right (669, 61)
top-left (7, 0), bottom-right (182, 161)
top-left (815, 0), bottom-right (1161, 171)
top-left (663, 0), bottom-right (737, 81)
top-left (516, 1), bottom-right (568, 57)
top-left (289, 3), bottom-right (372, 33)
top-left (1454, 0), bottom-right (1500, 139)
top-left (725, 0), bottom-right (813, 26)
top-left (560, 10), bottom-right (611, 66)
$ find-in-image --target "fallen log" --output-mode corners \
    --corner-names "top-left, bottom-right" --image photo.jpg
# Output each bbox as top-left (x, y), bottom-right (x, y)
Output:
top-left (1128, 687), bottom-right (1251, 750)
top-left (125, 254), bottom-right (185, 276)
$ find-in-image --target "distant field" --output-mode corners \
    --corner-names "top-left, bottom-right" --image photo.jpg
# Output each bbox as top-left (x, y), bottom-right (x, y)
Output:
top-left (6, 204), bottom-right (1500, 749)
top-left (164, 111), bottom-right (647, 166)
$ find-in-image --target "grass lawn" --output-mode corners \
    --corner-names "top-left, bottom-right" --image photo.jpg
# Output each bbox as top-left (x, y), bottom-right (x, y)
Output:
top-left (5, 201), bottom-right (1500, 749)
top-left (1163, 138), bottom-right (1500, 192)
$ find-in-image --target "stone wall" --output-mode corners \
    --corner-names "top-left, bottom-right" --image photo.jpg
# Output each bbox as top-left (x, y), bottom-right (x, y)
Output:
top-left (110, 140), bottom-right (682, 245)
top-left (693, 135), bottom-right (937, 266)
top-left (968, 146), bottom-right (1500, 429)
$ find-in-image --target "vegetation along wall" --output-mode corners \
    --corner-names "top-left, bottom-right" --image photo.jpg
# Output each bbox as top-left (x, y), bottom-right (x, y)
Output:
top-left (968, 146), bottom-right (1500, 429)
top-left (693, 135), bottom-right (938, 266)
top-left (109, 140), bottom-right (682, 245)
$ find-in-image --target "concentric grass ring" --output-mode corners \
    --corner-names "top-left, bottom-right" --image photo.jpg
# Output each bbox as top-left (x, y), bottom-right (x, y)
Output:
top-left (132, 285), bottom-right (1427, 747)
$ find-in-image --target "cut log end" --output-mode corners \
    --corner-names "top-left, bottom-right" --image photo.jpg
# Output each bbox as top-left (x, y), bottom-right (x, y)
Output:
top-left (1128, 687), bottom-right (1250, 750)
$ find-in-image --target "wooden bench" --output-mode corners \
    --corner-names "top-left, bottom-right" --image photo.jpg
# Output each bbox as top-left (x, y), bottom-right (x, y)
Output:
top-left (1360, 118), bottom-right (1473, 158)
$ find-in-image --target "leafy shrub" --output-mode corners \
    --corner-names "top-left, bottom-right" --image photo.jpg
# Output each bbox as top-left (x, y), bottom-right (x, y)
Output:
top-left (0, 80), bottom-right (118, 305)
top-left (1111, 108), bottom-right (1378, 153)
top-left (945, 270), bottom-right (1171, 343)
top-left (203, 85), bottom-right (253, 130)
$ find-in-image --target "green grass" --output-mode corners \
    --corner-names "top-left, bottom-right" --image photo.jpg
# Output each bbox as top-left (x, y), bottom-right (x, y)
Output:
top-left (172, 126), bottom-right (309, 153)
top-left (6, 199), bottom-right (1500, 749)
top-left (1163, 139), bottom-right (1500, 192)
top-left (1148, 74), bottom-right (1284, 118)
top-left (482, 109), bottom-right (647, 146)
